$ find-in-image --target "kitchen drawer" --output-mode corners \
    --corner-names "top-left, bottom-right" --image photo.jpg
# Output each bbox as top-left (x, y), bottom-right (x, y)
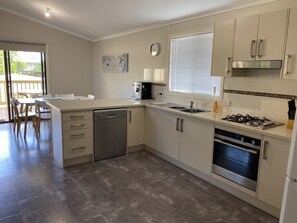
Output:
top-left (64, 138), bottom-right (93, 159)
top-left (63, 111), bottom-right (92, 121)
top-left (63, 119), bottom-right (93, 131)
top-left (63, 128), bottom-right (93, 141)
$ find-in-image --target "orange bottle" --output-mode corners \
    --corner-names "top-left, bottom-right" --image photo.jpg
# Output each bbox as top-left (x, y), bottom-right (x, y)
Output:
top-left (213, 101), bottom-right (219, 113)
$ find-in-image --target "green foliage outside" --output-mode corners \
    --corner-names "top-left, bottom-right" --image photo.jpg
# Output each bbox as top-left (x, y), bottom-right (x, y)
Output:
top-left (0, 51), bottom-right (4, 75)
top-left (0, 50), bottom-right (41, 76)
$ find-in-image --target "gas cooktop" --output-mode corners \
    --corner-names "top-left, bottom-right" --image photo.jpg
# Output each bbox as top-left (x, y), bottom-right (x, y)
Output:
top-left (222, 114), bottom-right (284, 130)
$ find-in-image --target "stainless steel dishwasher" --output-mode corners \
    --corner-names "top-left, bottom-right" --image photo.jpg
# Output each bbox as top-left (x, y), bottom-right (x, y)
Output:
top-left (94, 108), bottom-right (127, 161)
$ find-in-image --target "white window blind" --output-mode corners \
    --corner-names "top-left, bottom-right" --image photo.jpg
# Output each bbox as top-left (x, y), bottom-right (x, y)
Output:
top-left (169, 33), bottom-right (221, 97)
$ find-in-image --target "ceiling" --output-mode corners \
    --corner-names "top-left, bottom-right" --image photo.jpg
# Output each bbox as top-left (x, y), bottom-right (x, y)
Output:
top-left (0, 0), bottom-right (272, 41)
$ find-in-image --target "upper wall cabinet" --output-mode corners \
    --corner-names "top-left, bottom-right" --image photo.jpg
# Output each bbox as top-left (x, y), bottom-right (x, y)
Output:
top-left (233, 10), bottom-right (288, 61)
top-left (282, 8), bottom-right (297, 80)
top-left (211, 20), bottom-right (235, 77)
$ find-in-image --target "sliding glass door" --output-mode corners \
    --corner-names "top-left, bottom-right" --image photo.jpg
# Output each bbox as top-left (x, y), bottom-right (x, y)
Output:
top-left (0, 50), bottom-right (47, 123)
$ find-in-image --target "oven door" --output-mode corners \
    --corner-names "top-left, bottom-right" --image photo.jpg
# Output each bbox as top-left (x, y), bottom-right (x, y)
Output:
top-left (212, 138), bottom-right (260, 191)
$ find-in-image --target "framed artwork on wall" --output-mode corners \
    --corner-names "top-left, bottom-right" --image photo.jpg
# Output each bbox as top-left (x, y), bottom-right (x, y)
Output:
top-left (102, 53), bottom-right (128, 73)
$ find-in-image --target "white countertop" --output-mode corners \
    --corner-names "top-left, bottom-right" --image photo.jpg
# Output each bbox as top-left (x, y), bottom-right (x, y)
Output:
top-left (47, 98), bottom-right (293, 141)
top-left (47, 98), bottom-right (145, 112)
top-left (145, 102), bottom-right (293, 142)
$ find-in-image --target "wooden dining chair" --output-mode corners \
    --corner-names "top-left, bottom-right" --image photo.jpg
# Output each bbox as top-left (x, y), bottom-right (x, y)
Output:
top-left (34, 100), bottom-right (51, 137)
top-left (10, 98), bottom-right (37, 137)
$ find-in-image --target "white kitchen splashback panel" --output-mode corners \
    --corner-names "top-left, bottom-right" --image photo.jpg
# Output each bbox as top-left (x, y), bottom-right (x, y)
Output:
top-left (224, 93), bottom-right (290, 120)
top-left (223, 69), bottom-right (297, 120)
top-left (224, 70), bottom-right (297, 95)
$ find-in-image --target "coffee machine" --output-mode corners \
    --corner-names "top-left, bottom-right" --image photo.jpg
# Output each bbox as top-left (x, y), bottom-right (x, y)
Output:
top-left (132, 82), bottom-right (152, 100)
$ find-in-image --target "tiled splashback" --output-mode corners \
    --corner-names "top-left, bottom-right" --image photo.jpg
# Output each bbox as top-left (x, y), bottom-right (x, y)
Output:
top-left (152, 69), bottom-right (297, 121)
top-left (224, 70), bottom-right (297, 120)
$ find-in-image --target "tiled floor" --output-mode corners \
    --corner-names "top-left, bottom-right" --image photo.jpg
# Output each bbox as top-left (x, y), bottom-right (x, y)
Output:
top-left (0, 122), bottom-right (278, 223)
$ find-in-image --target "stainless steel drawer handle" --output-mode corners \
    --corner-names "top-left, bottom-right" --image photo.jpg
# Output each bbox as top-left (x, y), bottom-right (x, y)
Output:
top-left (225, 57), bottom-right (231, 74)
top-left (71, 133), bottom-right (86, 137)
top-left (250, 40), bottom-right (257, 58)
top-left (257, 39), bottom-right (263, 58)
top-left (176, 118), bottom-right (180, 131)
top-left (70, 115), bottom-right (85, 118)
top-left (263, 140), bottom-right (268, 160)
top-left (214, 139), bottom-right (259, 154)
top-left (180, 119), bottom-right (184, 133)
top-left (70, 123), bottom-right (85, 128)
top-left (71, 146), bottom-right (86, 151)
top-left (129, 110), bottom-right (132, 122)
top-left (283, 55), bottom-right (291, 75)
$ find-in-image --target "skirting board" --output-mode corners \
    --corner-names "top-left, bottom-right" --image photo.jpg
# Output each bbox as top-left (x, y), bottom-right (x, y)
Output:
top-left (63, 154), bottom-right (92, 167)
top-left (127, 144), bottom-right (144, 154)
top-left (144, 145), bottom-right (280, 218)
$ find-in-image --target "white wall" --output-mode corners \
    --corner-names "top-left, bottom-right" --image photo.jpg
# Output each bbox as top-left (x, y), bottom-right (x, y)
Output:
top-left (93, 0), bottom-right (297, 120)
top-left (0, 10), bottom-right (93, 96)
top-left (93, 27), bottom-right (170, 99)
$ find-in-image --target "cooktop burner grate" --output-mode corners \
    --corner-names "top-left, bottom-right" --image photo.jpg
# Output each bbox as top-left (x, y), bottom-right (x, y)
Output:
top-left (222, 114), bottom-right (284, 130)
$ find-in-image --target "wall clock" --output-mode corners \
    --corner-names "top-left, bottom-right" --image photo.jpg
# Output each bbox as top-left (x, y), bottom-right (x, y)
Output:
top-left (150, 43), bottom-right (160, 56)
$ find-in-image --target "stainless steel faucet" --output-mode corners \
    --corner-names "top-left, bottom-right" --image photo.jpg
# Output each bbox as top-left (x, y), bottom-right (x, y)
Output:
top-left (190, 101), bottom-right (194, 112)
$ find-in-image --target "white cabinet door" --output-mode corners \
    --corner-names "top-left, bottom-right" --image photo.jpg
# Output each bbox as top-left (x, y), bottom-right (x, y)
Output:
top-left (179, 116), bottom-right (214, 175)
top-left (211, 20), bottom-right (235, 77)
top-left (233, 10), bottom-right (288, 61)
top-left (282, 8), bottom-right (297, 80)
top-left (144, 107), bottom-right (156, 149)
top-left (257, 9), bottom-right (288, 60)
top-left (257, 136), bottom-right (290, 209)
top-left (233, 15), bottom-right (259, 61)
top-left (156, 110), bottom-right (180, 160)
top-left (127, 107), bottom-right (144, 147)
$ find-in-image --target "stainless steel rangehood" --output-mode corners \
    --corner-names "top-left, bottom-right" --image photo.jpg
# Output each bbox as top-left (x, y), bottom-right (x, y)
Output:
top-left (232, 60), bottom-right (282, 69)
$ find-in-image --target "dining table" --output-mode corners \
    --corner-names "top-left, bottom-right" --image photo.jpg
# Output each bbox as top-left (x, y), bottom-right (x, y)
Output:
top-left (17, 89), bottom-right (43, 98)
top-left (17, 96), bottom-right (90, 138)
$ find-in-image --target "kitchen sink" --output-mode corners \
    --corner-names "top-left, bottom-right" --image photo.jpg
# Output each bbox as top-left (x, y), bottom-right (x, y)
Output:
top-left (180, 108), bottom-right (207, 113)
top-left (169, 106), bottom-right (187, 110)
top-left (168, 105), bottom-right (207, 113)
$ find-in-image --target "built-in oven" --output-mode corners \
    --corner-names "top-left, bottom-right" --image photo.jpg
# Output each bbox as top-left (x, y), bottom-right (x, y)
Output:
top-left (212, 128), bottom-right (261, 191)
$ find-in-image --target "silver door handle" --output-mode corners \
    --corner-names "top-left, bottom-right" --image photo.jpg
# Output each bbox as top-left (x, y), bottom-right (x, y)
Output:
top-left (225, 57), bottom-right (231, 74)
top-left (214, 139), bottom-right (259, 154)
top-left (257, 39), bottom-right (263, 58)
top-left (129, 110), bottom-right (132, 122)
top-left (283, 55), bottom-right (291, 75)
top-left (250, 40), bottom-right (257, 58)
top-left (263, 140), bottom-right (268, 160)
top-left (70, 123), bottom-right (85, 128)
top-left (71, 146), bottom-right (85, 151)
top-left (70, 115), bottom-right (85, 118)
top-left (180, 119), bottom-right (184, 132)
top-left (176, 118), bottom-right (180, 131)
top-left (71, 133), bottom-right (85, 137)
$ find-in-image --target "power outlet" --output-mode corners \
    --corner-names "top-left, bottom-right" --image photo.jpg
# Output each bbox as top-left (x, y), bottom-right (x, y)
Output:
top-left (223, 100), bottom-right (231, 106)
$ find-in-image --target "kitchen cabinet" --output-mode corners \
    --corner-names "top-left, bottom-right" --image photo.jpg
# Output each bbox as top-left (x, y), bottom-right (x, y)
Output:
top-left (62, 111), bottom-right (93, 161)
top-left (257, 136), bottom-right (290, 209)
top-left (282, 7), bottom-right (297, 80)
top-left (211, 20), bottom-right (235, 77)
top-left (144, 107), bottom-right (156, 149)
top-left (179, 116), bottom-right (214, 175)
top-left (127, 107), bottom-right (144, 147)
top-left (156, 110), bottom-right (180, 160)
top-left (51, 110), bottom-right (93, 167)
top-left (233, 10), bottom-right (288, 61)
top-left (156, 110), bottom-right (214, 175)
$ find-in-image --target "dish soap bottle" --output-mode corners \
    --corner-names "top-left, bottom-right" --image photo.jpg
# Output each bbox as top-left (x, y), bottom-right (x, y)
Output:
top-left (213, 101), bottom-right (219, 113)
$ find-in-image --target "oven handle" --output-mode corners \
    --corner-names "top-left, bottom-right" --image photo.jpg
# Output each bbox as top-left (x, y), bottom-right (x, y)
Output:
top-left (214, 139), bottom-right (259, 155)
top-left (215, 134), bottom-right (260, 150)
